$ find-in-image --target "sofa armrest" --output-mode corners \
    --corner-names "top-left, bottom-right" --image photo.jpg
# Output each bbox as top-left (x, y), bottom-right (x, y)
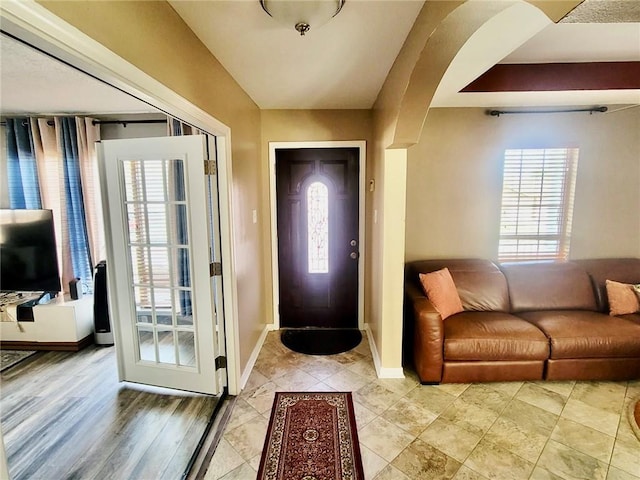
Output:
top-left (406, 282), bottom-right (444, 383)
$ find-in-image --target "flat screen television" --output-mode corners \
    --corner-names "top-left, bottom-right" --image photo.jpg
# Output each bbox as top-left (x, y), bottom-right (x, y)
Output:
top-left (0, 209), bottom-right (62, 295)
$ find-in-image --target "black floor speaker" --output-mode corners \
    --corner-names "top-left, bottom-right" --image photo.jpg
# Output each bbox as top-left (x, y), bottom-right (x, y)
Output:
top-left (93, 260), bottom-right (114, 345)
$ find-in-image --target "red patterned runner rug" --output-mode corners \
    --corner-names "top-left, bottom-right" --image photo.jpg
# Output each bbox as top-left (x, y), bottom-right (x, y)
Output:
top-left (257, 392), bottom-right (365, 480)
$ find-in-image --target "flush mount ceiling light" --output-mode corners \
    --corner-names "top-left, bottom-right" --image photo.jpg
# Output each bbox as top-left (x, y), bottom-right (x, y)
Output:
top-left (260, 0), bottom-right (346, 36)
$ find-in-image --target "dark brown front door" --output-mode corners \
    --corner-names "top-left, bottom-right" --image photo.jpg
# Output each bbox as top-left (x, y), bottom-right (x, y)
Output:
top-left (276, 148), bottom-right (359, 328)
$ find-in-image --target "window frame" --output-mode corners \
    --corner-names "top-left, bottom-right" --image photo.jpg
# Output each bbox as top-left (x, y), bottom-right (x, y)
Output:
top-left (498, 147), bottom-right (579, 262)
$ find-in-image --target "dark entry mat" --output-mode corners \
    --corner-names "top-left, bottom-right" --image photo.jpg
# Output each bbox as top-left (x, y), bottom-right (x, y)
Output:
top-left (281, 328), bottom-right (362, 355)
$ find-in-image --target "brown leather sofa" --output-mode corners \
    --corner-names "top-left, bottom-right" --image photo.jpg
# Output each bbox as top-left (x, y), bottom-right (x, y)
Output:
top-left (405, 258), bottom-right (640, 384)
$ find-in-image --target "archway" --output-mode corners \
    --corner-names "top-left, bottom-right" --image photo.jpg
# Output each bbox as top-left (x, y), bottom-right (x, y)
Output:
top-left (392, 0), bottom-right (581, 148)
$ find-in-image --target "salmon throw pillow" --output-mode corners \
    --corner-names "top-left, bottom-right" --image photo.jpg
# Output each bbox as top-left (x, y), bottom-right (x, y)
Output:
top-left (419, 268), bottom-right (464, 320)
top-left (606, 280), bottom-right (640, 316)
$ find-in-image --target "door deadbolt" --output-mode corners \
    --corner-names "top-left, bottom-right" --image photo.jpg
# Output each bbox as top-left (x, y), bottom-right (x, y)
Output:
top-left (350, 239), bottom-right (357, 247)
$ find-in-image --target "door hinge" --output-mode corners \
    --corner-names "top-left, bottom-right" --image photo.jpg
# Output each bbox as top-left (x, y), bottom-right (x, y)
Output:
top-left (215, 356), bottom-right (227, 370)
top-left (204, 159), bottom-right (217, 176)
top-left (210, 262), bottom-right (223, 276)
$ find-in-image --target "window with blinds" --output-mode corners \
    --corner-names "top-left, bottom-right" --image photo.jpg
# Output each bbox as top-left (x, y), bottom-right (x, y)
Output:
top-left (498, 148), bottom-right (579, 262)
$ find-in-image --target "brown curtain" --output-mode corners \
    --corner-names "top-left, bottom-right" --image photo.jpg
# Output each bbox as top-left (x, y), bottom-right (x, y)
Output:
top-left (30, 117), bottom-right (103, 292)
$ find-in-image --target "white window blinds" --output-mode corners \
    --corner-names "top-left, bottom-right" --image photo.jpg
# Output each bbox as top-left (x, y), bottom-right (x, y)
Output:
top-left (498, 148), bottom-right (579, 262)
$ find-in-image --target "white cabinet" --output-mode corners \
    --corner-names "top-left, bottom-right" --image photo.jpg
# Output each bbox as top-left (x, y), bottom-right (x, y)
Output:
top-left (0, 296), bottom-right (94, 350)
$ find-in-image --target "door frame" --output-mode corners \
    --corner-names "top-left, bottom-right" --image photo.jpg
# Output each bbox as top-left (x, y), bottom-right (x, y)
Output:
top-left (0, 0), bottom-right (241, 394)
top-left (269, 141), bottom-right (366, 330)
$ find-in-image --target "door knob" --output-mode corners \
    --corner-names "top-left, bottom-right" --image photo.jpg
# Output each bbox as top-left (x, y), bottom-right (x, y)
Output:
top-left (350, 252), bottom-right (358, 259)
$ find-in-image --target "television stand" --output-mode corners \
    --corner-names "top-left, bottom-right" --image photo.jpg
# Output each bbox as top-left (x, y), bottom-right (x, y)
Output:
top-left (0, 294), bottom-right (94, 351)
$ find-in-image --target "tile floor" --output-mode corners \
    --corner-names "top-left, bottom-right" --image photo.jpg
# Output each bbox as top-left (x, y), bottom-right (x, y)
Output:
top-left (204, 331), bottom-right (640, 479)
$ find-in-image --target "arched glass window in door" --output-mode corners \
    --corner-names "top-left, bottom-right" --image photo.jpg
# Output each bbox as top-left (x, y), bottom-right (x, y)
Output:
top-left (307, 181), bottom-right (329, 273)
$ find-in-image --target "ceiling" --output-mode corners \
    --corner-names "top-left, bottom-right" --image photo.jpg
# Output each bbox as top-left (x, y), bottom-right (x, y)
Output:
top-left (168, 0), bottom-right (424, 109)
top-left (169, 0), bottom-right (640, 109)
top-left (0, 34), bottom-right (157, 116)
top-left (502, 23), bottom-right (640, 64)
top-left (1, 0), bottom-right (639, 115)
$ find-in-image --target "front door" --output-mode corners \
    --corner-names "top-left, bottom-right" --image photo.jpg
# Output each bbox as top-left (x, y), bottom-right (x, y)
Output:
top-left (276, 148), bottom-right (359, 328)
top-left (98, 135), bottom-right (223, 395)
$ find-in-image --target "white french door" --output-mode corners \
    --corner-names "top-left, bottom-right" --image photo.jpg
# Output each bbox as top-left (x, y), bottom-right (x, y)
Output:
top-left (98, 135), bottom-right (224, 395)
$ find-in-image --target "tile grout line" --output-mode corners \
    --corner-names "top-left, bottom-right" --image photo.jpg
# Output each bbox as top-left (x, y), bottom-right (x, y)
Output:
top-left (527, 380), bottom-right (577, 479)
top-left (461, 381), bottom-right (530, 480)
top-left (605, 381), bottom-right (628, 478)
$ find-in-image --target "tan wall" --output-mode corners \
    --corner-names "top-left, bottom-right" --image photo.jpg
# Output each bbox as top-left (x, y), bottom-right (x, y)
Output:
top-left (369, 0), bottom-right (593, 372)
top-left (366, 132), bottom-right (385, 359)
top-left (39, 1), bottom-right (266, 374)
top-left (261, 110), bottom-right (373, 144)
top-left (366, 131), bottom-right (408, 372)
top-left (406, 106), bottom-right (640, 262)
top-left (260, 110), bottom-right (373, 324)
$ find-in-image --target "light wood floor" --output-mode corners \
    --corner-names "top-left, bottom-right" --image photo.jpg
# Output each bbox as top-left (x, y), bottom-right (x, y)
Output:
top-left (1, 345), bottom-right (220, 480)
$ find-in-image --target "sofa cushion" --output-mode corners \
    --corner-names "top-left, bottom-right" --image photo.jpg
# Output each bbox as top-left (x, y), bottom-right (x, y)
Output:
top-left (519, 311), bottom-right (640, 359)
top-left (501, 262), bottom-right (597, 312)
top-left (407, 259), bottom-right (510, 312)
top-left (575, 258), bottom-right (640, 312)
top-left (606, 280), bottom-right (640, 315)
top-left (418, 268), bottom-right (463, 320)
top-left (444, 312), bottom-right (549, 361)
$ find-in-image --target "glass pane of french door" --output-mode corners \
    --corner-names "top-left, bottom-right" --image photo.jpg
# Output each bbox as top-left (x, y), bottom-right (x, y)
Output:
top-left (122, 158), bottom-right (196, 368)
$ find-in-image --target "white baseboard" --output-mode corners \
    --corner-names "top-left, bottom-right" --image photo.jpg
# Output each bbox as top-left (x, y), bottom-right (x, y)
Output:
top-left (378, 366), bottom-right (406, 379)
top-left (364, 325), bottom-right (405, 379)
top-left (364, 325), bottom-right (382, 374)
top-left (239, 324), bottom-right (274, 390)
